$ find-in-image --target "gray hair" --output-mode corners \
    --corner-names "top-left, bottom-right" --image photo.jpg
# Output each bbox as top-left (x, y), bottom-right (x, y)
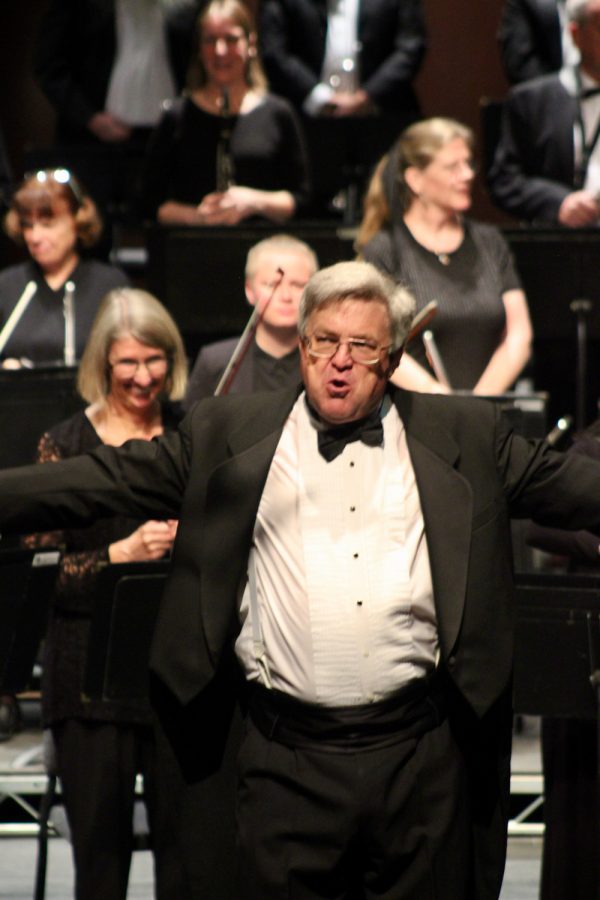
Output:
top-left (299, 261), bottom-right (416, 351)
top-left (245, 234), bottom-right (318, 281)
top-left (77, 287), bottom-right (188, 404)
top-left (566, 0), bottom-right (593, 23)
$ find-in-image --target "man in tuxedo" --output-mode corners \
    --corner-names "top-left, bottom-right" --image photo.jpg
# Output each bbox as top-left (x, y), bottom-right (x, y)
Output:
top-left (1, 260), bottom-right (600, 898)
top-left (259, 0), bottom-right (427, 215)
top-left (498, 0), bottom-right (577, 84)
top-left (184, 235), bottom-right (318, 406)
top-left (490, 0), bottom-right (600, 225)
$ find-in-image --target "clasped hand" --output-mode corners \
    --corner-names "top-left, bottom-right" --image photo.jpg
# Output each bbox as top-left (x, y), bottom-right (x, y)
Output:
top-left (197, 186), bottom-right (259, 225)
top-left (109, 519), bottom-right (178, 563)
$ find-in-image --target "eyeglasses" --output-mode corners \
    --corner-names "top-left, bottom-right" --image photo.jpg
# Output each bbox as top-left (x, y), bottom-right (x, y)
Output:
top-left (24, 168), bottom-right (84, 207)
top-left (108, 355), bottom-right (169, 378)
top-left (303, 334), bottom-right (391, 365)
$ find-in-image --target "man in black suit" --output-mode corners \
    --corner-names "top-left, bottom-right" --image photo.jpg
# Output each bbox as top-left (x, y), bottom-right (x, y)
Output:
top-left (259, 0), bottom-right (427, 215)
top-left (185, 234), bottom-right (317, 406)
top-left (498, 0), bottom-right (573, 84)
top-left (490, 0), bottom-right (600, 225)
top-left (1, 260), bottom-right (600, 898)
top-left (33, 0), bottom-right (201, 224)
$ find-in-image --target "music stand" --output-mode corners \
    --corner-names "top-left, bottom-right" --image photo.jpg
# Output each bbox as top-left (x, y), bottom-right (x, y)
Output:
top-left (83, 561), bottom-right (170, 705)
top-left (514, 572), bottom-right (600, 896)
top-left (0, 547), bottom-right (59, 693)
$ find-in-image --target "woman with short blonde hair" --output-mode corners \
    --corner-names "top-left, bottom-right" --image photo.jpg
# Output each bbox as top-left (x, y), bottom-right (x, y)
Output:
top-left (25, 286), bottom-right (188, 898)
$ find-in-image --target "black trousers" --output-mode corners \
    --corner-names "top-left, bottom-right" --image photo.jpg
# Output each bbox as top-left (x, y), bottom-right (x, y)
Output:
top-left (235, 684), bottom-right (472, 899)
top-left (52, 718), bottom-right (191, 900)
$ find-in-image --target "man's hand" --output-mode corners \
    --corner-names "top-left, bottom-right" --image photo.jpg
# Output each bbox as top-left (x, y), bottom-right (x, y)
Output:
top-left (558, 190), bottom-right (600, 227)
top-left (88, 112), bottom-right (132, 143)
top-left (323, 90), bottom-right (374, 117)
top-left (109, 519), bottom-right (178, 563)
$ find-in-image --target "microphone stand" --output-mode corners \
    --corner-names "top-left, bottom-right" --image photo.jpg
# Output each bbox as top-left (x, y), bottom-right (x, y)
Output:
top-left (570, 298), bottom-right (593, 431)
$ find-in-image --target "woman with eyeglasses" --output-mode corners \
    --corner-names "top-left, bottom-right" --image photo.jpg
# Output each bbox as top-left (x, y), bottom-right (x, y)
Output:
top-left (25, 287), bottom-right (190, 899)
top-left (357, 118), bottom-right (533, 395)
top-left (0, 169), bottom-right (128, 367)
top-left (141, 0), bottom-right (311, 226)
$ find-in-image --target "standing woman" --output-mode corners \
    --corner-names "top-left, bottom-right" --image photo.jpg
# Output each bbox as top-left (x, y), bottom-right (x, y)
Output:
top-left (141, 0), bottom-right (311, 225)
top-left (26, 288), bottom-right (189, 900)
top-left (358, 118), bottom-right (533, 394)
top-left (1, 169), bottom-right (128, 366)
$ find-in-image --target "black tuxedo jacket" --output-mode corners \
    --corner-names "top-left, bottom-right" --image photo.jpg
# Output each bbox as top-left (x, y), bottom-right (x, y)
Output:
top-left (488, 73), bottom-right (577, 222)
top-left (498, 0), bottom-right (563, 84)
top-left (1, 387), bottom-right (600, 755)
top-left (34, 0), bottom-right (201, 141)
top-left (259, 0), bottom-right (426, 115)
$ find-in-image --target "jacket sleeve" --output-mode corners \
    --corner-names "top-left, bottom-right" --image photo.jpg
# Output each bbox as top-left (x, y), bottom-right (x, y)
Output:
top-left (360, 0), bottom-right (427, 109)
top-left (0, 424), bottom-right (192, 537)
top-left (33, 0), bottom-right (111, 132)
top-left (487, 86), bottom-right (571, 223)
top-left (498, 0), bottom-right (558, 84)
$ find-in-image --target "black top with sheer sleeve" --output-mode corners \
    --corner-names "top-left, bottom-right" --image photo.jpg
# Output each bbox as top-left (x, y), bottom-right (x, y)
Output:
top-left (25, 404), bottom-right (182, 726)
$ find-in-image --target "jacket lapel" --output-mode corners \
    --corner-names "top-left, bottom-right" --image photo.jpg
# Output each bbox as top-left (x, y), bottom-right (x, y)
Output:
top-left (394, 393), bottom-right (473, 659)
top-left (200, 388), bottom-right (299, 655)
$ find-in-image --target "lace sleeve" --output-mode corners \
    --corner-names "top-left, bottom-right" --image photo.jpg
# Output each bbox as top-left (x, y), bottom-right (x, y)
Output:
top-left (23, 431), bottom-right (111, 611)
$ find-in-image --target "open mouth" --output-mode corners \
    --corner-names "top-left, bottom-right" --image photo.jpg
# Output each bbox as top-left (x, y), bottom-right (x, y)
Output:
top-left (328, 379), bottom-right (350, 396)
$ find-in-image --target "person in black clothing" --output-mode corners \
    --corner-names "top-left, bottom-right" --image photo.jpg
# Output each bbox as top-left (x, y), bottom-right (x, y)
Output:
top-left (26, 287), bottom-right (190, 900)
top-left (141, 0), bottom-right (311, 226)
top-left (259, 0), bottom-right (426, 216)
top-left (527, 421), bottom-right (599, 900)
top-left (490, 0), bottom-right (600, 226)
top-left (185, 233), bottom-right (317, 405)
top-left (358, 118), bottom-right (532, 394)
top-left (0, 169), bottom-right (128, 366)
top-left (498, 0), bottom-right (576, 84)
top-left (33, 0), bottom-right (202, 225)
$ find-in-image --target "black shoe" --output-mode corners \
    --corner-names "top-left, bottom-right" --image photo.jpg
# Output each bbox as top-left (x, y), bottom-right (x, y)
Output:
top-left (0, 695), bottom-right (21, 742)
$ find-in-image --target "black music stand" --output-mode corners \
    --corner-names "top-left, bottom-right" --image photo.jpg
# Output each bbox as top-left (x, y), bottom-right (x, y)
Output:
top-left (83, 561), bottom-right (170, 704)
top-left (0, 547), bottom-right (59, 693)
top-left (35, 560), bottom-right (170, 900)
top-left (514, 572), bottom-right (600, 897)
top-left (514, 572), bottom-right (600, 718)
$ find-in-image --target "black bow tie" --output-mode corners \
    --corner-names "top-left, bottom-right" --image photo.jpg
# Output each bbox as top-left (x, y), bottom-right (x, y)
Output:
top-left (316, 409), bottom-right (384, 462)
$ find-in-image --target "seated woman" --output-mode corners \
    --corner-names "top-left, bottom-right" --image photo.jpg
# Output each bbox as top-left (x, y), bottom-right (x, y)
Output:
top-left (141, 0), bottom-right (311, 226)
top-left (26, 287), bottom-right (189, 900)
top-left (358, 117), bottom-right (533, 394)
top-left (0, 169), bottom-right (128, 366)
